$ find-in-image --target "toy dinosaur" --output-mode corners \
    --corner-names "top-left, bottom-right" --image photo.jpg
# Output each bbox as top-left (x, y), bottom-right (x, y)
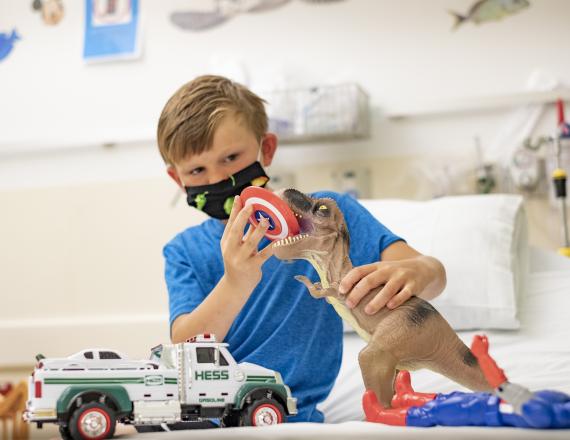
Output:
top-left (271, 188), bottom-right (492, 408)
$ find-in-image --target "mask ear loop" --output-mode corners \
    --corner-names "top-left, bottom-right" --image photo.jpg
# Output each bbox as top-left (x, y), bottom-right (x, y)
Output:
top-left (257, 143), bottom-right (263, 164)
top-left (169, 167), bottom-right (187, 208)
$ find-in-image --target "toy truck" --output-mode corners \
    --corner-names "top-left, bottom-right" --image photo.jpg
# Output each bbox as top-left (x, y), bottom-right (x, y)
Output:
top-left (24, 334), bottom-right (297, 439)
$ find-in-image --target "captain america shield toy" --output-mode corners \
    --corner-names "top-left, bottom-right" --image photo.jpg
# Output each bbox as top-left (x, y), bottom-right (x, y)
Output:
top-left (240, 186), bottom-right (300, 241)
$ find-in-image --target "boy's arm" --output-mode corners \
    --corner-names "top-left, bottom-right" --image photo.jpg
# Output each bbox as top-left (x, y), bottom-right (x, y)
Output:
top-left (171, 195), bottom-right (273, 343)
top-left (339, 241), bottom-right (446, 315)
top-left (171, 275), bottom-right (249, 343)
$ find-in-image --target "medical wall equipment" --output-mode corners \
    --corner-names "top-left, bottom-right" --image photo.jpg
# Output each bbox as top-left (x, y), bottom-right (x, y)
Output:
top-left (550, 100), bottom-right (570, 257)
top-left (332, 166), bottom-right (371, 199)
top-left (509, 147), bottom-right (542, 191)
top-left (518, 100), bottom-right (570, 256)
top-left (474, 136), bottom-right (496, 194)
top-left (265, 83), bottom-right (370, 143)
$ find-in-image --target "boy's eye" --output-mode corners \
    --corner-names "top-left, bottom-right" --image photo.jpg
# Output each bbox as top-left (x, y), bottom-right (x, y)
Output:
top-left (189, 167), bottom-right (203, 175)
top-left (224, 154), bottom-right (238, 163)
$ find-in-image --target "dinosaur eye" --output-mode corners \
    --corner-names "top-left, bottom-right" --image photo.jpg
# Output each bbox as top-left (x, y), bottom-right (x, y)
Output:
top-left (314, 204), bottom-right (330, 217)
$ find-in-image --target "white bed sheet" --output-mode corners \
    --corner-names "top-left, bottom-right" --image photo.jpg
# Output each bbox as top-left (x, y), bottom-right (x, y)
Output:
top-left (142, 248), bottom-right (570, 439)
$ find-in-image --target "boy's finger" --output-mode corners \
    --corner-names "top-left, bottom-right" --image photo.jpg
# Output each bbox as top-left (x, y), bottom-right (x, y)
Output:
top-left (228, 203), bottom-right (254, 246)
top-left (242, 224), bottom-right (253, 242)
top-left (364, 278), bottom-right (402, 315)
top-left (226, 195), bottom-right (242, 226)
top-left (241, 219), bottom-right (269, 256)
top-left (339, 264), bottom-right (376, 295)
top-left (386, 285), bottom-right (413, 309)
top-left (345, 267), bottom-right (388, 308)
top-left (221, 195), bottom-right (242, 242)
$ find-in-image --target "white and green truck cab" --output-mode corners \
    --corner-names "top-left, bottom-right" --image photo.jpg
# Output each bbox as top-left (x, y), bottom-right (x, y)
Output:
top-left (25, 334), bottom-right (297, 439)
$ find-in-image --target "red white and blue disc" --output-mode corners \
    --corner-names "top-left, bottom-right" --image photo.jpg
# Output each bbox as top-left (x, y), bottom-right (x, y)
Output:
top-left (241, 186), bottom-right (300, 241)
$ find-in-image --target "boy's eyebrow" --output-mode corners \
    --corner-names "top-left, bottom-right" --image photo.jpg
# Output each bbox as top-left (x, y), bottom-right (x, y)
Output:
top-left (217, 144), bottom-right (245, 155)
top-left (182, 145), bottom-right (244, 170)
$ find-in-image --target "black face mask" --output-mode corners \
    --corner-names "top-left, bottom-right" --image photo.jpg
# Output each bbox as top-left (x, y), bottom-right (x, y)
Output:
top-left (185, 161), bottom-right (269, 220)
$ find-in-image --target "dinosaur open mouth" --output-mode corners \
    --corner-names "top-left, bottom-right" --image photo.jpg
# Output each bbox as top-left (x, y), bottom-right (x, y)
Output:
top-left (293, 210), bottom-right (315, 234)
top-left (272, 205), bottom-right (315, 248)
top-left (270, 188), bottom-right (318, 248)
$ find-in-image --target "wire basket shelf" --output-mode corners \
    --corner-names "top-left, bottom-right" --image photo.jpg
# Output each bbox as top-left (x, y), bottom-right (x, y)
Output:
top-left (265, 83), bottom-right (370, 144)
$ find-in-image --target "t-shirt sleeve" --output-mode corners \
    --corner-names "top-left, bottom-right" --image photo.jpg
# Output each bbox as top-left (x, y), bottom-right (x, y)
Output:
top-left (163, 240), bottom-right (207, 330)
top-left (337, 193), bottom-right (404, 265)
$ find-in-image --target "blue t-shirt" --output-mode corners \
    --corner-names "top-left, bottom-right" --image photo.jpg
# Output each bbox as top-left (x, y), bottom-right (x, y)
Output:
top-left (163, 191), bottom-right (402, 423)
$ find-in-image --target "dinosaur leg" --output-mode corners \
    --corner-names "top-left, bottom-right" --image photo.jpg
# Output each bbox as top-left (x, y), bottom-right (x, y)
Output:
top-left (358, 344), bottom-right (399, 408)
top-left (294, 275), bottom-right (338, 299)
top-left (391, 370), bottom-right (437, 408)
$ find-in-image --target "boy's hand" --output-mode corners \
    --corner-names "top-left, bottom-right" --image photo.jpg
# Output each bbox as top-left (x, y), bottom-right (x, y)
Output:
top-left (220, 195), bottom-right (274, 293)
top-left (339, 258), bottom-right (431, 315)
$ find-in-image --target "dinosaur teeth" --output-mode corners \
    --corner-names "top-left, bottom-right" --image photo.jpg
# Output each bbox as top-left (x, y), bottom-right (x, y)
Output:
top-left (273, 234), bottom-right (309, 247)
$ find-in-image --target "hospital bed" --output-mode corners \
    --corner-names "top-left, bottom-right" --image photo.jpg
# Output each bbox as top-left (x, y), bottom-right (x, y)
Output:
top-left (142, 194), bottom-right (570, 439)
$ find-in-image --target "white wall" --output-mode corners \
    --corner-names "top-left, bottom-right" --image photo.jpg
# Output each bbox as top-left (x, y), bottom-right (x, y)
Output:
top-left (2, 0), bottom-right (570, 366)
top-left (2, 0), bottom-right (570, 188)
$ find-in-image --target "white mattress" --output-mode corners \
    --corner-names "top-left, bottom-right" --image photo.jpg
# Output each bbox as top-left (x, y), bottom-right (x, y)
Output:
top-left (144, 247), bottom-right (570, 439)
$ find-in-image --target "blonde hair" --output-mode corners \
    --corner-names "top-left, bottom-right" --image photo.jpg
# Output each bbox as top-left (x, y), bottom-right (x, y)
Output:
top-left (157, 75), bottom-right (268, 165)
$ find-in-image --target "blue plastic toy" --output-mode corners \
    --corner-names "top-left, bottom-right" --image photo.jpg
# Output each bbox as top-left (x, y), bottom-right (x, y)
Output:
top-left (363, 335), bottom-right (570, 429)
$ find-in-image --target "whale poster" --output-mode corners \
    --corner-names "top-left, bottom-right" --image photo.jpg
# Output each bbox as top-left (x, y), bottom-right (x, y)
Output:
top-left (0, 29), bottom-right (20, 63)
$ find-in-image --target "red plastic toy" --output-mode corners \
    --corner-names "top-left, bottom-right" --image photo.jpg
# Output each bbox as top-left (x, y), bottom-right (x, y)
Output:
top-left (241, 186), bottom-right (300, 241)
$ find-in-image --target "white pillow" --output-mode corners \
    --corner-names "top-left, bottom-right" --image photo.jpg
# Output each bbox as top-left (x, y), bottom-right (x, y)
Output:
top-left (356, 194), bottom-right (528, 330)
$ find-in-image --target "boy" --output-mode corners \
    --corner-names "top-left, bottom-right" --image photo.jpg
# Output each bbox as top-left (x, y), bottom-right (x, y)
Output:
top-left (157, 75), bottom-right (446, 423)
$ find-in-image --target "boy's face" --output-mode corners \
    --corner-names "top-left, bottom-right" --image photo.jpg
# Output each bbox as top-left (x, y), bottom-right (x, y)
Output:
top-left (167, 114), bottom-right (277, 189)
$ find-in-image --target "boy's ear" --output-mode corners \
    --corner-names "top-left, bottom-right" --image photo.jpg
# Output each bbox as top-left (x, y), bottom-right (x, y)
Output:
top-left (167, 166), bottom-right (184, 189)
top-left (260, 133), bottom-right (278, 167)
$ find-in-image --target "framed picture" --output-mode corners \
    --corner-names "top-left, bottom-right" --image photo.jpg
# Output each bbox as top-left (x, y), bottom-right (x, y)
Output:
top-left (83, 0), bottom-right (141, 63)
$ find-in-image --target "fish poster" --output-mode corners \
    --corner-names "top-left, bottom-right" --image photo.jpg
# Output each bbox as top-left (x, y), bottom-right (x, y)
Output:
top-left (449, 0), bottom-right (531, 30)
top-left (83, 0), bottom-right (140, 62)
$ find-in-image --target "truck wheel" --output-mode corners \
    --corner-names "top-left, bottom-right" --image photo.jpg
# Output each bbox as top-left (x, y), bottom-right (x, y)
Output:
top-left (243, 398), bottom-right (285, 426)
top-left (221, 411), bottom-right (241, 427)
top-left (59, 425), bottom-right (73, 440)
top-left (69, 402), bottom-right (116, 440)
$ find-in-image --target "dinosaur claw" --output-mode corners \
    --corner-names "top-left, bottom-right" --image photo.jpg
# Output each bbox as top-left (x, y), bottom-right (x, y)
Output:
top-left (294, 275), bottom-right (313, 289)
